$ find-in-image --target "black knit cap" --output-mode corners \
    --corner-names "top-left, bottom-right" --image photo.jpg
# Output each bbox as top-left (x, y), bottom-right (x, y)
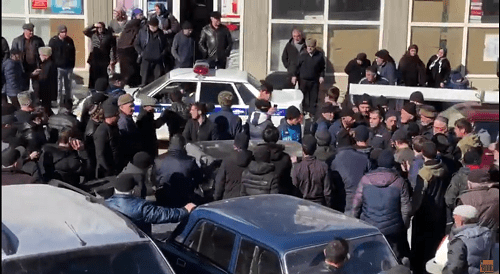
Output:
top-left (114, 174), bottom-right (137, 192)
top-left (432, 133), bottom-right (450, 153)
top-left (210, 11), bottom-right (222, 19)
top-left (285, 106), bottom-right (301, 120)
top-left (95, 77), bottom-right (109, 93)
top-left (407, 122), bottom-right (420, 138)
top-left (376, 95), bottom-right (389, 107)
top-left (234, 132), bottom-right (250, 150)
top-left (181, 21), bottom-right (193, 30)
top-left (315, 129), bottom-right (331, 146)
top-left (422, 141), bottom-right (437, 159)
top-left (302, 134), bottom-right (317, 155)
top-left (354, 125), bottom-right (370, 142)
top-left (358, 93), bottom-right (372, 107)
top-left (391, 129), bottom-right (407, 142)
top-left (409, 91), bottom-right (424, 104)
top-left (377, 149), bottom-right (395, 168)
top-left (356, 53), bottom-right (367, 61)
top-left (2, 147), bottom-right (21, 167)
top-left (340, 108), bottom-right (355, 118)
top-left (402, 102), bottom-right (417, 117)
top-left (468, 169), bottom-right (490, 184)
top-left (132, 151), bottom-right (152, 169)
top-left (253, 145), bottom-right (271, 163)
top-left (321, 103), bottom-right (337, 114)
top-left (91, 92), bottom-right (108, 104)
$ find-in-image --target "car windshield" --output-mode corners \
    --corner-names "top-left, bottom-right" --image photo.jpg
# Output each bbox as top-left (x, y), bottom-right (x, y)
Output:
top-left (3, 241), bottom-right (174, 274)
top-left (247, 72), bottom-right (262, 90)
top-left (136, 73), bottom-right (170, 97)
top-left (285, 234), bottom-right (398, 274)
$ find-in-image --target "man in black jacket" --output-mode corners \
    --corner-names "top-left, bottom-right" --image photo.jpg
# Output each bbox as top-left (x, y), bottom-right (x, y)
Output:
top-left (281, 29), bottom-right (305, 88)
top-left (292, 38), bottom-right (325, 117)
top-left (48, 25), bottom-right (76, 103)
top-left (136, 95), bottom-right (164, 158)
top-left (183, 102), bottom-right (217, 142)
top-left (11, 23), bottom-right (45, 91)
top-left (344, 53), bottom-right (371, 89)
top-left (93, 99), bottom-right (121, 178)
top-left (214, 132), bottom-right (253, 200)
top-left (241, 145), bottom-right (279, 196)
top-left (134, 18), bottom-right (168, 86)
top-left (198, 11), bottom-right (233, 69)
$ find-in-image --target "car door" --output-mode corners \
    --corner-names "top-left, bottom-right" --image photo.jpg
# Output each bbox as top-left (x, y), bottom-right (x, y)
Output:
top-left (234, 238), bottom-right (283, 274)
top-left (162, 220), bottom-right (237, 274)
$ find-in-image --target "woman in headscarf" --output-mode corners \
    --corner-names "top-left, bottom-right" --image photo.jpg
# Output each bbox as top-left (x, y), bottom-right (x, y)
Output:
top-left (426, 47), bottom-right (451, 88)
top-left (374, 49), bottom-right (397, 85)
top-left (398, 44), bottom-right (426, 87)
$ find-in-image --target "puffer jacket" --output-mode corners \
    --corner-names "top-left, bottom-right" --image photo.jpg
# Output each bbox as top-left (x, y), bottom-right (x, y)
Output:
top-left (442, 224), bottom-right (493, 274)
top-left (106, 194), bottom-right (189, 235)
top-left (458, 184), bottom-right (499, 232)
top-left (198, 24), bottom-right (233, 61)
top-left (352, 168), bottom-right (412, 235)
top-left (2, 58), bottom-right (24, 97)
top-left (291, 155), bottom-right (332, 207)
top-left (214, 149), bottom-right (253, 200)
top-left (241, 161), bottom-right (279, 196)
top-left (260, 143), bottom-right (294, 195)
top-left (248, 111), bottom-right (273, 140)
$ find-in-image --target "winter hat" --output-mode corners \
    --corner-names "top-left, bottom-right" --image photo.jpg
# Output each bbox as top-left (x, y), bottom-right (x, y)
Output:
top-left (148, 18), bottom-right (159, 27)
top-left (354, 125), bottom-right (370, 142)
top-left (38, 47), bottom-right (52, 56)
top-left (182, 21), bottom-right (193, 30)
top-left (402, 102), bottom-right (417, 117)
top-left (132, 151), bottom-right (152, 169)
top-left (234, 132), bottom-right (250, 150)
top-left (339, 108), bottom-right (355, 118)
top-left (285, 106), bottom-right (301, 120)
top-left (321, 103), bottom-right (336, 114)
top-left (102, 99), bottom-right (119, 118)
top-left (419, 105), bottom-right (437, 119)
top-left (255, 99), bottom-right (271, 112)
top-left (132, 8), bottom-right (143, 17)
top-left (453, 205), bottom-right (478, 220)
top-left (375, 50), bottom-right (389, 62)
top-left (91, 92), bottom-right (108, 105)
top-left (315, 129), bottom-right (331, 146)
top-left (210, 11), bottom-right (222, 20)
top-left (376, 95), bottom-right (389, 107)
top-left (302, 134), bottom-right (317, 155)
top-left (253, 145), bottom-right (271, 163)
top-left (22, 23), bottom-right (34, 31)
top-left (358, 93), bottom-right (372, 107)
top-left (118, 94), bottom-right (134, 107)
top-left (407, 122), bottom-right (420, 138)
top-left (432, 133), bottom-right (450, 153)
top-left (468, 169), bottom-right (490, 184)
top-left (463, 149), bottom-right (482, 165)
top-left (58, 25), bottom-right (67, 33)
top-left (218, 91), bottom-right (233, 106)
top-left (336, 129), bottom-right (353, 148)
top-left (2, 147), bottom-right (21, 167)
top-left (370, 148), bottom-right (383, 163)
top-left (17, 92), bottom-right (32, 107)
top-left (409, 91), bottom-right (424, 104)
top-left (422, 141), bottom-right (437, 159)
top-left (305, 38), bottom-right (317, 48)
top-left (385, 110), bottom-right (398, 120)
top-left (377, 149), bottom-right (395, 169)
top-left (391, 129), bottom-right (407, 142)
top-left (356, 53), bottom-right (367, 61)
top-left (114, 174), bottom-right (137, 192)
top-left (169, 134), bottom-right (186, 150)
top-left (95, 77), bottom-right (109, 93)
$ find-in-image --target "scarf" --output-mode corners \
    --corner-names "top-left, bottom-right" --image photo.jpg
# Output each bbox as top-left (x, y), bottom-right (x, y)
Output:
top-left (429, 55), bottom-right (446, 74)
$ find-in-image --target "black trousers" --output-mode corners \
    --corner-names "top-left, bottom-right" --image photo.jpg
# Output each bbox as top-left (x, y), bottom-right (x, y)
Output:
top-left (118, 48), bottom-right (141, 87)
top-left (140, 59), bottom-right (165, 86)
top-left (208, 58), bottom-right (227, 69)
top-left (299, 78), bottom-right (319, 115)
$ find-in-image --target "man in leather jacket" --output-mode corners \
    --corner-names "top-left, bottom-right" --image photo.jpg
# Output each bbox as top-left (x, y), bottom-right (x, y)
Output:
top-left (198, 11), bottom-right (233, 69)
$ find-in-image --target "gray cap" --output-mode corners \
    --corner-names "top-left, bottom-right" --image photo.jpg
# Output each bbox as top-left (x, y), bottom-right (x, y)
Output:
top-left (22, 23), bottom-right (34, 31)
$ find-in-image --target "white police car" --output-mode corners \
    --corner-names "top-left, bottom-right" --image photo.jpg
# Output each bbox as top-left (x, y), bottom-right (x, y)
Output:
top-left (132, 62), bottom-right (303, 140)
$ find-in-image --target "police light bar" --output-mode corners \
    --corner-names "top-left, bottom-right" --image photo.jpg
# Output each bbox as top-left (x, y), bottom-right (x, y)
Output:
top-left (193, 60), bottom-right (210, 76)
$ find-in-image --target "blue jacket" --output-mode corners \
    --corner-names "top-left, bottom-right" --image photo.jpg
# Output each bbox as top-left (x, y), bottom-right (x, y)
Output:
top-left (408, 154), bottom-right (425, 191)
top-left (278, 119), bottom-right (302, 143)
top-left (330, 146), bottom-right (371, 213)
top-left (2, 58), bottom-right (25, 97)
top-left (328, 119), bottom-right (343, 147)
top-left (106, 194), bottom-right (189, 235)
top-left (209, 106), bottom-right (242, 140)
top-left (378, 61), bottom-right (397, 85)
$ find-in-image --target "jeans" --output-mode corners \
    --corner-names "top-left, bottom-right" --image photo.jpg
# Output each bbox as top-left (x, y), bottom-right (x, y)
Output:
top-left (58, 68), bottom-right (73, 102)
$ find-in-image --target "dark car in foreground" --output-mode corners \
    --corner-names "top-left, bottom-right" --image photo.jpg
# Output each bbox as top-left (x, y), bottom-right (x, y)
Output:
top-left (157, 194), bottom-right (399, 274)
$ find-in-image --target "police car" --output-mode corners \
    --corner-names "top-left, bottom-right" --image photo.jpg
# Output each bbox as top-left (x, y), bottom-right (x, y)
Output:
top-left (132, 61), bottom-right (303, 140)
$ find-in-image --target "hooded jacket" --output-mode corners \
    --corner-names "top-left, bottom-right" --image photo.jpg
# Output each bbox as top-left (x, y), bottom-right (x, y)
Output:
top-left (412, 159), bottom-right (449, 221)
top-left (442, 224), bottom-right (493, 274)
top-left (214, 149), bottom-right (253, 200)
top-left (398, 53), bottom-right (426, 87)
top-left (260, 143), bottom-right (294, 195)
top-left (458, 184), bottom-right (499, 231)
top-left (352, 168), bottom-right (412, 236)
top-left (241, 161), bottom-right (279, 196)
top-left (281, 37), bottom-right (306, 76)
top-left (248, 111), bottom-right (273, 140)
top-left (455, 133), bottom-right (482, 161)
top-left (151, 3), bottom-right (180, 39)
top-left (292, 155), bottom-right (332, 207)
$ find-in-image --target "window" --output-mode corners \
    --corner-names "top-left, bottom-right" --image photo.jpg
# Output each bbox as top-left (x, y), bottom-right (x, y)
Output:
top-left (470, 0), bottom-right (499, 23)
top-left (153, 82), bottom-right (197, 104)
top-left (225, 22), bottom-right (240, 70)
top-left (236, 239), bottom-right (281, 274)
top-left (329, 0), bottom-right (380, 21)
top-left (327, 26), bottom-right (379, 73)
top-left (2, 18), bottom-right (26, 47)
top-left (411, 27), bottom-right (464, 71)
top-left (30, 0), bottom-right (84, 15)
top-left (184, 221), bottom-right (236, 271)
top-left (200, 83), bottom-right (239, 105)
top-left (3, 0), bottom-right (25, 14)
top-left (466, 28), bottom-right (499, 74)
top-left (235, 83), bottom-right (256, 104)
top-left (272, 0), bottom-right (325, 20)
top-left (412, 0), bottom-right (466, 23)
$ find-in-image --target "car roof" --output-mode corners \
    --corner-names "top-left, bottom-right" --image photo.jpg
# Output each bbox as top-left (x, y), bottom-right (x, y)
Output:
top-left (192, 195), bottom-right (381, 254)
top-left (168, 68), bottom-right (250, 83)
top-left (2, 184), bottom-right (146, 259)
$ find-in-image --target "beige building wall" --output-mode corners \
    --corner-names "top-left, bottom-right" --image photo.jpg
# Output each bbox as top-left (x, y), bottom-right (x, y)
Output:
top-left (242, 0), bottom-right (269, 80)
top-left (382, 0), bottom-right (410, 65)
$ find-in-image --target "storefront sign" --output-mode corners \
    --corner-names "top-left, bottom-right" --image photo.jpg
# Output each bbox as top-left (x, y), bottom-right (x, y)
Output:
top-left (51, 0), bottom-right (83, 14)
top-left (32, 0), bottom-right (48, 9)
top-left (221, 0), bottom-right (240, 18)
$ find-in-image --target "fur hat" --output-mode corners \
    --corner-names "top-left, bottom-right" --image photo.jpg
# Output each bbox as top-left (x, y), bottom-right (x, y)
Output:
top-left (38, 47), bottom-right (52, 56)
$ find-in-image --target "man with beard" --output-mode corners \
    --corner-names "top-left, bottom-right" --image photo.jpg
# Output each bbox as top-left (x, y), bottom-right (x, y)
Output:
top-left (369, 108), bottom-right (391, 150)
top-left (419, 105), bottom-right (437, 140)
top-left (328, 108), bottom-right (355, 147)
top-left (282, 29), bottom-right (306, 88)
top-left (398, 44), bottom-right (426, 87)
top-left (354, 93), bottom-right (372, 126)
